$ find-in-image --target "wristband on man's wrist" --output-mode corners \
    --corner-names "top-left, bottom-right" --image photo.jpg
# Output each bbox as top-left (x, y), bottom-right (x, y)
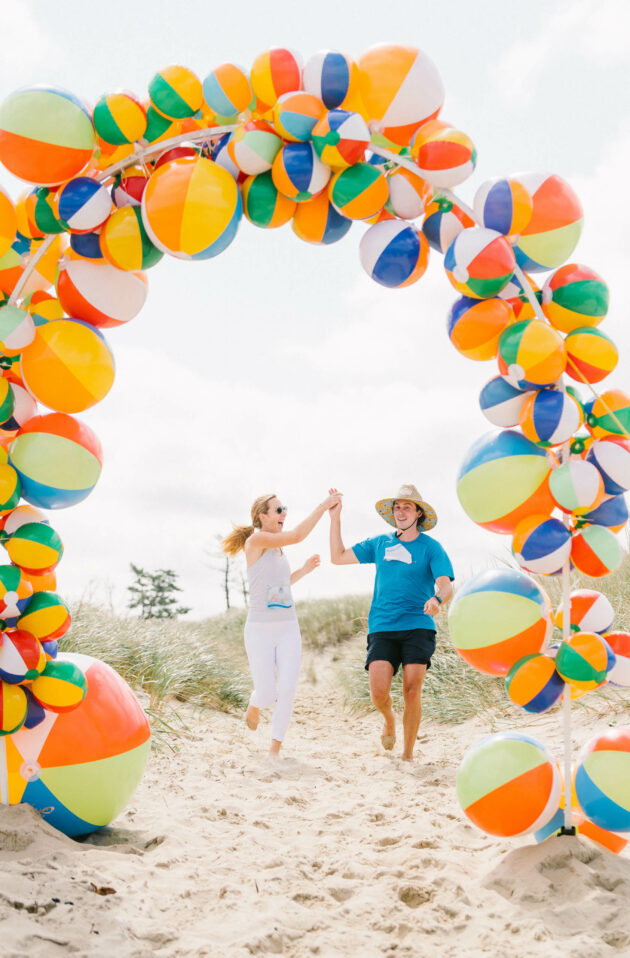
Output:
top-left (435, 595), bottom-right (442, 604)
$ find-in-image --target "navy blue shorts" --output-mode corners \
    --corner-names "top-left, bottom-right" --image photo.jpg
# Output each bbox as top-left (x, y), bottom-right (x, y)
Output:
top-left (365, 628), bottom-right (436, 676)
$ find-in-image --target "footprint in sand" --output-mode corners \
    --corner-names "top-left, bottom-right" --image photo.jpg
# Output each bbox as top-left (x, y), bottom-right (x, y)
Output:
top-left (398, 885), bottom-right (434, 908)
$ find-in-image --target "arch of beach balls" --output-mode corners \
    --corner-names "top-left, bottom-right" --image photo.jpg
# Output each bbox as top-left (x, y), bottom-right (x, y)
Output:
top-left (0, 45), bottom-right (627, 845)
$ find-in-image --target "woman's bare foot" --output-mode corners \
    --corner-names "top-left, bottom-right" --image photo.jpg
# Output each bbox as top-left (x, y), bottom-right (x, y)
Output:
top-left (245, 705), bottom-right (259, 730)
top-left (381, 713), bottom-right (396, 751)
top-left (269, 739), bottom-right (282, 757)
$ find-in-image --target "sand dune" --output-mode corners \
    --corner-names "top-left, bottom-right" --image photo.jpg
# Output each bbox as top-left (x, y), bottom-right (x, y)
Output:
top-left (1, 646), bottom-right (630, 957)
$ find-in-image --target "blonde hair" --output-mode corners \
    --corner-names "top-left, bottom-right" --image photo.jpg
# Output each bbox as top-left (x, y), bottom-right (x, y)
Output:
top-left (222, 493), bottom-right (277, 556)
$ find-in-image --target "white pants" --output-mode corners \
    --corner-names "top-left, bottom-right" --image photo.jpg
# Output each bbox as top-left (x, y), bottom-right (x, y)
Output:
top-left (244, 618), bottom-right (302, 742)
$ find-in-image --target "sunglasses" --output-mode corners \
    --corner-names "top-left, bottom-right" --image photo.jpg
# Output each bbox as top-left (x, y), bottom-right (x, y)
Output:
top-left (274, 505), bottom-right (288, 514)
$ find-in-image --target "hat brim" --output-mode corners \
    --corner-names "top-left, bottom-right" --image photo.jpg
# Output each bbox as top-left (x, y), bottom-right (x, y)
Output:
top-left (375, 497), bottom-right (437, 532)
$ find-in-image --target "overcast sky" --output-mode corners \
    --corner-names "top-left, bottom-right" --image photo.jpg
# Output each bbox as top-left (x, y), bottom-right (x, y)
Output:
top-left (0, 0), bottom-right (629, 617)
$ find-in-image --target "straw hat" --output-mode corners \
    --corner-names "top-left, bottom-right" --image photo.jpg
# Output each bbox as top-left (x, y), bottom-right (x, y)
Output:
top-left (375, 483), bottom-right (438, 531)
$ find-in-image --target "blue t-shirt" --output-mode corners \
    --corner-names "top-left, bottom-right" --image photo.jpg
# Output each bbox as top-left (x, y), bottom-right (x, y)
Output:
top-left (352, 532), bottom-right (454, 633)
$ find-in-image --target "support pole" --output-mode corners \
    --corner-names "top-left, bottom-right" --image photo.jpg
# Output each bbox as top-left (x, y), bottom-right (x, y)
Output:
top-left (560, 437), bottom-right (575, 834)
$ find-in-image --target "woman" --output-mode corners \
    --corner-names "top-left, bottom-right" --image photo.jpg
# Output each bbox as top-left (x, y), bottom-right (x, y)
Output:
top-left (222, 491), bottom-right (341, 756)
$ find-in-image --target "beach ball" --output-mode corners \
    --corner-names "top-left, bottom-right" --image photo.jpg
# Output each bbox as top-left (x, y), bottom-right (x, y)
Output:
top-left (3, 652), bottom-right (150, 837)
top-left (506, 653), bottom-right (565, 713)
top-left (149, 65), bottom-right (202, 120)
top-left (20, 319), bottom-right (115, 414)
top-left (312, 110), bottom-right (370, 169)
top-left (357, 44), bottom-right (444, 146)
top-left (581, 494), bottom-right (628, 534)
top-left (445, 228), bottom-right (515, 299)
top-left (457, 732), bottom-right (561, 837)
top-left (303, 50), bottom-right (360, 111)
top-left (0, 565), bottom-right (32, 625)
top-left (519, 388), bottom-right (582, 447)
top-left (17, 590), bottom-right (70, 643)
top-left (16, 191), bottom-right (44, 240)
top-left (53, 177), bottom-right (111, 234)
top-left (571, 524), bottom-right (623, 577)
top-left (457, 430), bottom-right (554, 534)
top-left (549, 459), bottom-right (605, 515)
top-left (142, 104), bottom-right (177, 144)
top-left (57, 255), bottom-right (148, 328)
top-left (0, 239), bottom-right (27, 296)
top-left (479, 375), bottom-right (529, 428)
top-left (555, 590), bottom-right (614, 636)
top-left (574, 728), bottom-right (630, 832)
top-left (291, 193), bottom-right (352, 245)
top-left (21, 571), bottom-right (56, 595)
top-left (112, 167), bottom-right (150, 208)
top-left (0, 87), bottom-right (95, 186)
top-left (202, 63), bottom-right (252, 117)
top-left (0, 463), bottom-right (21, 514)
top-left (512, 173), bottom-right (583, 272)
top-left (0, 378), bottom-right (14, 426)
top-left (153, 146), bottom-right (198, 170)
top-left (26, 290), bottom-right (64, 326)
top-left (556, 632), bottom-right (613, 692)
top-left (360, 221), bottom-right (429, 289)
top-left (328, 163), bottom-right (388, 220)
top-left (142, 157), bottom-right (242, 259)
top-left (9, 412), bottom-right (102, 509)
top-left (541, 264), bottom-right (609, 334)
top-left (422, 197), bottom-right (473, 254)
top-left (92, 92), bottom-right (147, 146)
top-left (447, 297), bottom-right (514, 361)
top-left (0, 305), bottom-right (35, 357)
top-left (99, 206), bottom-right (163, 271)
top-left (0, 186), bottom-right (17, 257)
top-left (587, 438), bottom-right (630, 496)
top-left (272, 143), bottom-right (330, 203)
top-left (604, 633), bottom-right (630, 687)
top-left (410, 119), bottom-right (476, 188)
top-left (0, 504), bottom-right (47, 538)
top-left (473, 178), bottom-right (533, 238)
top-left (498, 319), bottom-right (566, 389)
top-left (385, 166), bottom-right (431, 220)
top-left (0, 383), bottom-right (37, 438)
top-left (25, 187), bottom-right (64, 236)
top-left (22, 686), bottom-right (46, 729)
top-left (228, 120), bottom-right (282, 175)
top-left (448, 568), bottom-right (552, 676)
top-left (250, 48), bottom-right (303, 110)
top-left (588, 390), bottom-right (630, 440)
top-left (5, 522), bottom-right (63, 576)
top-left (564, 327), bottom-right (618, 385)
top-left (211, 133), bottom-right (244, 183)
top-left (241, 172), bottom-right (296, 229)
top-left (273, 92), bottom-right (325, 142)
top-left (0, 629), bottom-right (45, 685)
top-left (512, 515), bottom-right (571, 575)
top-left (0, 681), bottom-right (27, 734)
top-left (30, 658), bottom-right (86, 714)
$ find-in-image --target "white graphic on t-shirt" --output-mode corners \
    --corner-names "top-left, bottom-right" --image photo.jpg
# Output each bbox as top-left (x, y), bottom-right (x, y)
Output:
top-left (267, 585), bottom-right (293, 609)
top-left (384, 544), bottom-right (412, 564)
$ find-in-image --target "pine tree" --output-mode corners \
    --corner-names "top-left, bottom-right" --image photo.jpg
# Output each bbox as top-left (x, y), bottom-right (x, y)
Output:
top-left (127, 564), bottom-right (191, 619)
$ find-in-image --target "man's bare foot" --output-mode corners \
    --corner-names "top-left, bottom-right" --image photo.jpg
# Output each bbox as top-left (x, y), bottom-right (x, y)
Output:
top-left (381, 714), bottom-right (396, 750)
top-left (401, 752), bottom-right (415, 762)
top-left (245, 705), bottom-right (259, 730)
top-left (269, 739), bottom-right (282, 757)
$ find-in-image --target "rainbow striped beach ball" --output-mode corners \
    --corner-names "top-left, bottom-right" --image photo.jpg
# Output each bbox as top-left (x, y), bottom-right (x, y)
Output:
top-left (92, 92), bottom-right (147, 146)
top-left (0, 629), bottom-right (45, 685)
top-left (519, 388), bottom-right (583, 447)
top-left (17, 590), bottom-right (70, 642)
top-left (410, 119), bottom-right (476, 188)
top-left (148, 65), bottom-right (203, 120)
top-left (571, 524), bottom-right (623, 577)
top-left (99, 206), bottom-right (163, 271)
top-left (588, 390), bottom-right (630, 440)
top-left (291, 193), bottom-right (352, 245)
top-left (312, 110), bottom-right (370, 169)
top-left (0, 564), bottom-right (33, 626)
top-left (587, 437), bottom-right (630, 496)
top-left (575, 728), bottom-right (630, 832)
top-left (0, 86), bottom-right (95, 186)
top-left (447, 297), bottom-right (514, 361)
top-left (0, 305), bottom-right (36, 357)
top-left (303, 50), bottom-right (360, 110)
top-left (448, 568), bottom-right (552, 676)
top-left (582, 494), bottom-right (629, 534)
top-left (329, 163), bottom-right (388, 220)
top-left (273, 92), bottom-right (325, 142)
top-left (0, 681), bottom-right (28, 735)
top-left (250, 48), bottom-right (303, 110)
top-left (386, 166), bottom-right (431, 220)
top-left (555, 589), bottom-right (615, 635)
top-left (541, 263), bottom-right (609, 334)
top-left (422, 197), bottom-right (474, 254)
top-left (457, 732), bottom-right (561, 837)
top-left (228, 120), bottom-right (283, 175)
top-left (512, 173), bottom-right (583, 272)
top-left (457, 430), bottom-right (554, 534)
top-left (142, 157), bottom-right (242, 259)
top-left (498, 319), bottom-right (566, 389)
top-left (30, 658), bottom-right (86, 713)
top-left (505, 653), bottom-right (565, 713)
top-left (241, 172), bottom-right (296, 229)
top-left (444, 228), bottom-right (515, 299)
top-left (202, 63), bottom-right (252, 118)
top-left (512, 514), bottom-right (571, 576)
top-left (473, 177), bottom-right (533, 238)
top-left (564, 327), bottom-right (618, 385)
top-left (605, 633), bottom-right (630, 687)
top-left (0, 463), bottom-right (21, 516)
top-left (9, 412), bottom-right (103, 510)
top-left (549, 459), bottom-right (605, 515)
top-left (360, 220), bottom-right (429, 289)
top-left (5, 521), bottom-right (63, 576)
top-left (57, 254), bottom-right (148, 328)
top-left (272, 143), bottom-right (330, 203)
top-left (479, 376), bottom-right (529, 428)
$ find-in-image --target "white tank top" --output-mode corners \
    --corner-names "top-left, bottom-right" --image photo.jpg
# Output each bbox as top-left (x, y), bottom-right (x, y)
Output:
top-left (246, 548), bottom-right (297, 623)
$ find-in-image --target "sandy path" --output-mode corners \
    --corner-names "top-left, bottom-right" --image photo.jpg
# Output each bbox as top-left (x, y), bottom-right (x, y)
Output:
top-left (1, 647), bottom-right (630, 957)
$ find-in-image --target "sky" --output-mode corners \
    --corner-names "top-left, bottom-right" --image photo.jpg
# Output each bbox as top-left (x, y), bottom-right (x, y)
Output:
top-left (0, 0), bottom-right (629, 618)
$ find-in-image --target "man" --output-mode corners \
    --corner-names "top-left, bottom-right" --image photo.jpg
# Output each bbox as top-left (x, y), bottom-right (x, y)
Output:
top-left (329, 484), bottom-right (454, 761)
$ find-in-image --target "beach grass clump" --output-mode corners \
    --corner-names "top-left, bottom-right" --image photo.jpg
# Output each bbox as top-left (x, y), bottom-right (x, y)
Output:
top-left (294, 594), bottom-right (370, 650)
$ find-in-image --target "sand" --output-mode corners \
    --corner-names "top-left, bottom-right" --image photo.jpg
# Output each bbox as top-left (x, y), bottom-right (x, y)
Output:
top-left (1, 646), bottom-right (630, 958)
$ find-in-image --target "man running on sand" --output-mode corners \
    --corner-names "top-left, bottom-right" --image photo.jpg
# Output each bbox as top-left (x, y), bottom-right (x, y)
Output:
top-left (329, 484), bottom-right (454, 761)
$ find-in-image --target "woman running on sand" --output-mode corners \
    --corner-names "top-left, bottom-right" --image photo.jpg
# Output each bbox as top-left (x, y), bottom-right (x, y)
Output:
top-left (222, 492), bottom-right (342, 756)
